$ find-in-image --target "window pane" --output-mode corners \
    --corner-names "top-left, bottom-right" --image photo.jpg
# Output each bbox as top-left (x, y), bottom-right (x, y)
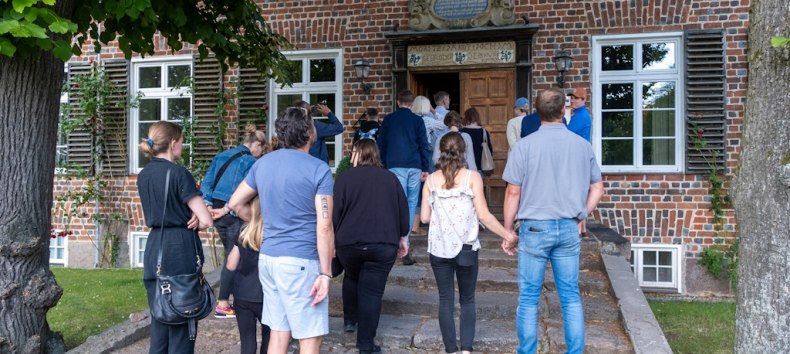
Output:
top-left (56, 247), bottom-right (64, 260)
top-left (643, 251), bottom-right (657, 265)
top-left (276, 94), bottom-right (304, 115)
top-left (642, 43), bottom-right (676, 70)
top-left (601, 45), bottom-right (634, 71)
top-left (642, 82), bottom-right (676, 109)
top-left (139, 99), bottom-right (161, 121)
top-left (658, 251), bottom-right (673, 266)
top-left (286, 60), bottom-right (303, 83)
top-left (310, 59), bottom-right (336, 82)
top-left (658, 268), bottom-right (673, 282)
top-left (643, 267), bottom-right (657, 282)
top-left (602, 140), bottom-right (633, 165)
top-left (168, 98), bottom-right (191, 121)
top-left (602, 112), bottom-right (633, 137)
top-left (327, 141), bottom-right (336, 166)
top-left (138, 122), bottom-right (155, 169)
top-left (602, 83), bottom-right (633, 109)
top-left (643, 111), bottom-right (675, 137)
top-left (138, 67), bottom-right (161, 88)
top-left (168, 65), bottom-right (191, 88)
top-left (643, 139), bottom-right (675, 165)
top-left (309, 93), bottom-right (336, 117)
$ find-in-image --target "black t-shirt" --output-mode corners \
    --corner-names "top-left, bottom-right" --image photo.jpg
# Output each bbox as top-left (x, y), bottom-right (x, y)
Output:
top-left (352, 120), bottom-right (381, 144)
top-left (333, 166), bottom-right (409, 247)
top-left (232, 239), bottom-right (263, 303)
top-left (460, 127), bottom-right (493, 171)
top-left (137, 157), bottom-right (202, 228)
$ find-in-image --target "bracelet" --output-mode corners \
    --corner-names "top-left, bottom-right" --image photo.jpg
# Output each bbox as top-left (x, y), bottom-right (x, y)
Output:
top-left (318, 272), bottom-right (332, 279)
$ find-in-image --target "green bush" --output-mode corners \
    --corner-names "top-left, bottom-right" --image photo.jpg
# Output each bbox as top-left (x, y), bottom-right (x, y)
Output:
top-left (698, 239), bottom-right (738, 289)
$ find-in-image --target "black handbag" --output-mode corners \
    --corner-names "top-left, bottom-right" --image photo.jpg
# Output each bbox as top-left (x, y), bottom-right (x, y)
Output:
top-left (149, 169), bottom-right (215, 340)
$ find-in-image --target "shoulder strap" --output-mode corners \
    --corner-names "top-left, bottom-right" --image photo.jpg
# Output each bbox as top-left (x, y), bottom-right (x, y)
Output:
top-left (156, 169), bottom-right (171, 276)
top-left (465, 170), bottom-right (472, 188)
top-left (211, 149), bottom-right (251, 191)
top-left (482, 129), bottom-right (488, 144)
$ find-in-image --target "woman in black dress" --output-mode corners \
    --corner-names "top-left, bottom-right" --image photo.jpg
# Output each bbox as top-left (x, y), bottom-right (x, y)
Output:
top-left (459, 107), bottom-right (494, 176)
top-left (137, 121), bottom-right (213, 354)
top-left (333, 139), bottom-right (410, 354)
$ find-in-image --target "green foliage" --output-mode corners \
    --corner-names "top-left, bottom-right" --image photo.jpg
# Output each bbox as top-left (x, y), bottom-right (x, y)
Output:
top-left (334, 155), bottom-right (352, 178)
top-left (688, 121), bottom-right (731, 229)
top-left (0, 2), bottom-right (79, 60)
top-left (771, 36), bottom-right (789, 48)
top-left (48, 268), bottom-right (146, 349)
top-left (698, 239), bottom-right (739, 289)
top-left (649, 300), bottom-right (735, 354)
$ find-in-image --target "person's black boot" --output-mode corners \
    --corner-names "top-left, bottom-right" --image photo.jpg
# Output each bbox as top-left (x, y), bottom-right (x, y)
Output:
top-left (359, 345), bottom-right (382, 354)
top-left (344, 322), bottom-right (357, 333)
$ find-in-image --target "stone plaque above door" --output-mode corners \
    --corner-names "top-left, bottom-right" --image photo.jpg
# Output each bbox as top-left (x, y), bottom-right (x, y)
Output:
top-left (409, 0), bottom-right (515, 30)
top-left (407, 41), bottom-right (515, 68)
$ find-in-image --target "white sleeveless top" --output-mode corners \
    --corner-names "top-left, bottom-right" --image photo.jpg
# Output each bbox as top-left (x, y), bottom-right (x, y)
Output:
top-left (427, 170), bottom-right (481, 259)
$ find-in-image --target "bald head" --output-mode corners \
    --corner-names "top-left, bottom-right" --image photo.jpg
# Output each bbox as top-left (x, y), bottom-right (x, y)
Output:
top-left (535, 88), bottom-right (566, 122)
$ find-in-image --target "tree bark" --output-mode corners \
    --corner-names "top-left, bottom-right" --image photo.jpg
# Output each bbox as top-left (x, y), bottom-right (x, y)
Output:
top-left (733, 0), bottom-right (790, 352)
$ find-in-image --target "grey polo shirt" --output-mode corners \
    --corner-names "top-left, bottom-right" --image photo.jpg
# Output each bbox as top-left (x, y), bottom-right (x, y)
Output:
top-left (502, 123), bottom-right (602, 221)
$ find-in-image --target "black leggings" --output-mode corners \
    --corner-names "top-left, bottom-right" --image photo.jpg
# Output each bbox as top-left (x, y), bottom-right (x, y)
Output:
top-left (234, 299), bottom-right (270, 354)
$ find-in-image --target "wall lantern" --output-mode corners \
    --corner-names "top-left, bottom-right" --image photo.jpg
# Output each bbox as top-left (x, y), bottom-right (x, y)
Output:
top-left (552, 49), bottom-right (573, 88)
top-left (353, 59), bottom-right (372, 94)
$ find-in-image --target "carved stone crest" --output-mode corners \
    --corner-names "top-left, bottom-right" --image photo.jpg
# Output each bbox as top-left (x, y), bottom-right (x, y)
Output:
top-left (409, 0), bottom-right (516, 31)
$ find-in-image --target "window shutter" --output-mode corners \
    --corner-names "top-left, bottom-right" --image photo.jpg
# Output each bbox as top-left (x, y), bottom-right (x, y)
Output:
top-left (685, 30), bottom-right (727, 173)
top-left (102, 59), bottom-right (129, 175)
top-left (237, 67), bottom-right (268, 137)
top-left (66, 62), bottom-right (93, 172)
top-left (192, 55), bottom-right (223, 163)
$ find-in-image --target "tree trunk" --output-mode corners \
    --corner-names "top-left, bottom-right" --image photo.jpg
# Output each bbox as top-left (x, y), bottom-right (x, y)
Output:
top-left (0, 35), bottom-right (70, 354)
top-left (733, 0), bottom-right (790, 352)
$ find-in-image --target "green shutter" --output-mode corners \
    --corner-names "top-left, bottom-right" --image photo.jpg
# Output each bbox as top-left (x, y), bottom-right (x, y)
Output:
top-left (66, 62), bottom-right (93, 173)
top-left (192, 55), bottom-right (223, 163)
top-left (237, 67), bottom-right (268, 137)
top-left (102, 59), bottom-right (129, 175)
top-left (685, 30), bottom-right (727, 173)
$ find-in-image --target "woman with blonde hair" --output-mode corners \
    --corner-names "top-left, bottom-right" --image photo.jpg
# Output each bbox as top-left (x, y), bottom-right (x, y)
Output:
top-left (218, 196), bottom-right (271, 354)
top-left (137, 121), bottom-right (213, 354)
top-left (420, 132), bottom-right (517, 354)
top-left (202, 124), bottom-right (267, 318)
top-left (411, 95), bottom-right (448, 237)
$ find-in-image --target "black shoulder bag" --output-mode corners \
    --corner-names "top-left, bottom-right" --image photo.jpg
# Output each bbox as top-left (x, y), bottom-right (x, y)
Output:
top-left (150, 169), bottom-right (215, 340)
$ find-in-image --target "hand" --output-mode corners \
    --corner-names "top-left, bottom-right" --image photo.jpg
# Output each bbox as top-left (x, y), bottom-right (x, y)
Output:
top-left (210, 206), bottom-right (229, 220)
top-left (420, 172), bottom-right (429, 182)
top-left (308, 275), bottom-right (330, 306)
top-left (187, 214), bottom-right (199, 229)
top-left (397, 237), bottom-right (409, 259)
top-left (317, 104), bottom-right (331, 116)
top-left (501, 238), bottom-right (517, 256)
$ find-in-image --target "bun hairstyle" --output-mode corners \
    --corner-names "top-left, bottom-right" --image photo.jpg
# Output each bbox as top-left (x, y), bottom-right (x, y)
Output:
top-left (139, 121), bottom-right (182, 157)
top-left (443, 110), bottom-right (463, 128)
top-left (242, 124), bottom-right (269, 153)
top-left (436, 132), bottom-right (467, 189)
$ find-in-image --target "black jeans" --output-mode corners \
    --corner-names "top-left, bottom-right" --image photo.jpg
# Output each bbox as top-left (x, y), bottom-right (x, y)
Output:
top-left (337, 244), bottom-right (397, 351)
top-left (234, 299), bottom-right (271, 354)
top-left (149, 318), bottom-right (196, 354)
top-left (429, 247), bottom-right (479, 353)
top-left (215, 214), bottom-right (243, 300)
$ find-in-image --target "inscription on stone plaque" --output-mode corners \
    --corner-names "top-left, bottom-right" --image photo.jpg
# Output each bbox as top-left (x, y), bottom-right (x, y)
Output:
top-left (433, 0), bottom-right (488, 20)
top-left (407, 41), bottom-right (516, 67)
top-left (409, 0), bottom-right (515, 31)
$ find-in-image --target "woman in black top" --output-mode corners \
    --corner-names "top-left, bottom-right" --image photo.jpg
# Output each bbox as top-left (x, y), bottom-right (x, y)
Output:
top-left (137, 121), bottom-right (213, 354)
top-left (333, 139), bottom-right (410, 354)
top-left (218, 196), bottom-right (271, 354)
top-left (459, 107), bottom-right (494, 175)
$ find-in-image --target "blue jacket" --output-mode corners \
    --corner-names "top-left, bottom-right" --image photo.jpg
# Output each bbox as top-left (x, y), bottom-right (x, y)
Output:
top-left (520, 112), bottom-right (541, 138)
top-left (201, 145), bottom-right (256, 204)
top-left (309, 112), bottom-right (344, 163)
top-left (565, 105), bottom-right (591, 142)
top-left (377, 108), bottom-right (432, 171)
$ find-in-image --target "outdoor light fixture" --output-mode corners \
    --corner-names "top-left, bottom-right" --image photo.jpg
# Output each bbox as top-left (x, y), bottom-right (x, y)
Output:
top-left (353, 59), bottom-right (372, 94)
top-left (552, 49), bottom-right (573, 88)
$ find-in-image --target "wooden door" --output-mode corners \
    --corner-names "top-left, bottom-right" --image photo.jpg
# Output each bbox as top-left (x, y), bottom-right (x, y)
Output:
top-left (460, 70), bottom-right (515, 213)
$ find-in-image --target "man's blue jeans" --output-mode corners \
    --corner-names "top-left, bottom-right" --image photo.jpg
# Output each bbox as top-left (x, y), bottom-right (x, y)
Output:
top-left (517, 219), bottom-right (584, 354)
top-left (389, 167), bottom-right (421, 246)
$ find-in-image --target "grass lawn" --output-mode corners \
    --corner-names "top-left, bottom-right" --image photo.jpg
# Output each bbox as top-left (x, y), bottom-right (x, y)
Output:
top-left (48, 268), bottom-right (148, 349)
top-left (649, 300), bottom-right (735, 354)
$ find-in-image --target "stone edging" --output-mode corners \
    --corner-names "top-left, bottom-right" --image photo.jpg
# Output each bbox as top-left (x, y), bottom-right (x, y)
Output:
top-left (66, 269), bottom-right (221, 354)
top-left (590, 223), bottom-right (673, 354)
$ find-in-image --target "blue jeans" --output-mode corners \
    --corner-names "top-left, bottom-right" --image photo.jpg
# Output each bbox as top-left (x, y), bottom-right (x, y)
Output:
top-left (389, 167), bottom-right (422, 246)
top-left (516, 219), bottom-right (584, 354)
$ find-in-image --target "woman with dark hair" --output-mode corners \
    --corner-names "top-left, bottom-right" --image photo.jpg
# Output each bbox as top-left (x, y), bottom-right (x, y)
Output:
top-left (420, 132), bottom-right (517, 354)
top-left (333, 139), bottom-right (410, 354)
top-left (459, 107), bottom-right (494, 175)
top-left (352, 107), bottom-right (381, 144)
top-left (137, 121), bottom-right (213, 354)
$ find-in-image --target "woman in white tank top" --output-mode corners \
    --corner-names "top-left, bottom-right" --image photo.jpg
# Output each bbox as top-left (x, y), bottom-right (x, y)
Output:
top-left (419, 132), bottom-right (517, 354)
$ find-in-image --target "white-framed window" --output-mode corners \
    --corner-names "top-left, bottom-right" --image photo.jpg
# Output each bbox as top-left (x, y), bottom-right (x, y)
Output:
top-left (129, 56), bottom-right (193, 174)
top-left (130, 232), bottom-right (148, 268)
top-left (592, 33), bottom-right (684, 173)
top-left (269, 49), bottom-right (344, 168)
top-left (56, 65), bottom-right (69, 173)
top-left (49, 233), bottom-right (67, 265)
top-left (630, 244), bottom-right (682, 292)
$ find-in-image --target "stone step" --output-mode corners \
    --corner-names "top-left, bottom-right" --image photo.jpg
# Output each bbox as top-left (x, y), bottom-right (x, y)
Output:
top-left (323, 314), bottom-right (630, 354)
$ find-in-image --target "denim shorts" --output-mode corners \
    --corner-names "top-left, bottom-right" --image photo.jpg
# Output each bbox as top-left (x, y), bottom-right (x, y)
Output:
top-left (258, 254), bottom-right (329, 339)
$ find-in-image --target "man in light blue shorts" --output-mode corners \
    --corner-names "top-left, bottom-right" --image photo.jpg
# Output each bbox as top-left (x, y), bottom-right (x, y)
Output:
top-left (229, 107), bottom-right (335, 354)
top-left (502, 88), bottom-right (604, 354)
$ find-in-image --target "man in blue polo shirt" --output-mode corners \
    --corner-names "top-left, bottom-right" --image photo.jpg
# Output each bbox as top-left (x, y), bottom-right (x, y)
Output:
top-left (566, 87), bottom-right (591, 142)
top-left (502, 88), bottom-right (604, 354)
top-left (377, 90), bottom-right (432, 265)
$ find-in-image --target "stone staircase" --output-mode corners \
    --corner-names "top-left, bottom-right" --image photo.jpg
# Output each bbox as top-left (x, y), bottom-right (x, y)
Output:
top-left (323, 230), bottom-right (634, 353)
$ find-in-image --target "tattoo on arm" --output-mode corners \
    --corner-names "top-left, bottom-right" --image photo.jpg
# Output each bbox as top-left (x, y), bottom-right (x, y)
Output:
top-left (320, 196), bottom-right (329, 219)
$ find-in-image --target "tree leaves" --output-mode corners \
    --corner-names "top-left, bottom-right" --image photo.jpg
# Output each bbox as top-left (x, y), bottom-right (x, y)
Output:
top-left (0, 4), bottom-right (79, 58)
top-left (771, 36), bottom-right (789, 48)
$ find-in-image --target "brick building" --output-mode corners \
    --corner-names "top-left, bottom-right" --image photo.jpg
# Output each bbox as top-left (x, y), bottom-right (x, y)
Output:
top-left (51, 0), bottom-right (747, 295)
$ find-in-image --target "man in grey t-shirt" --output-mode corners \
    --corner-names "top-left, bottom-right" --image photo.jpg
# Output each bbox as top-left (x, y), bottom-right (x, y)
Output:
top-left (501, 88), bottom-right (604, 354)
